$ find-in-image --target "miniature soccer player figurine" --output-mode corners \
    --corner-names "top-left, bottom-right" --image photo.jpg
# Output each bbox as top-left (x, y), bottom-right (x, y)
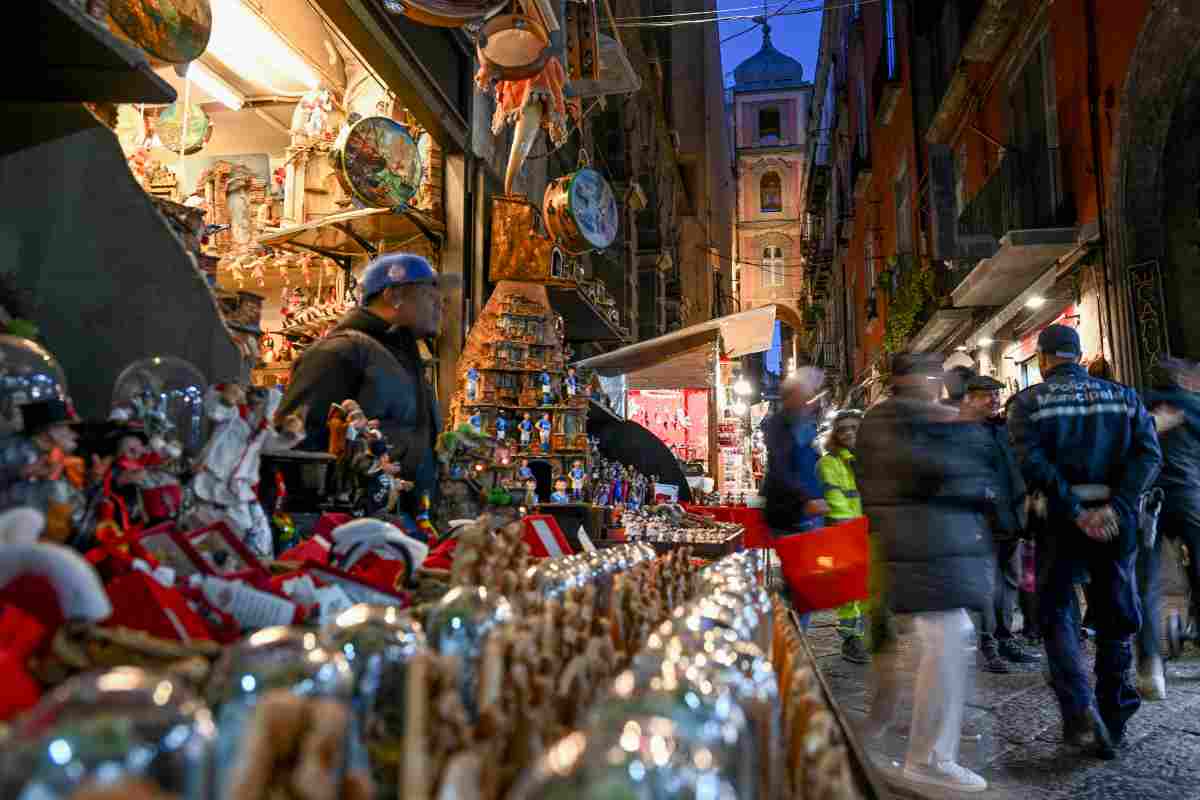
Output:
top-left (550, 476), bottom-right (570, 504)
top-left (566, 366), bottom-right (578, 398)
top-left (537, 412), bottom-right (552, 451)
top-left (519, 412), bottom-right (534, 447)
top-left (466, 367), bottom-right (480, 401)
top-left (540, 371), bottom-right (553, 406)
top-left (524, 477), bottom-right (539, 508)
top-left (569, 459), bottom-right (587, 501)
top-left (517, 458), bottom-right (534, 481)
top-left (468, 411), bottom-right (482, 434)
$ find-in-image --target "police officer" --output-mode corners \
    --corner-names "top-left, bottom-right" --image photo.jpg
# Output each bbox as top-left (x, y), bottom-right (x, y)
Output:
top-left (1008, 324), bottom-right (1162, 759)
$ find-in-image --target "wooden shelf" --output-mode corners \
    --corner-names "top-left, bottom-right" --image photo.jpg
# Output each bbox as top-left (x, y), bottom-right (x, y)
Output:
top-left (9, 0), bottom-right (176, 104)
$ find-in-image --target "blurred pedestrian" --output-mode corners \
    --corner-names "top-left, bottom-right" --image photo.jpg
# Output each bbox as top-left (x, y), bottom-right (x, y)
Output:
top-left (942, 365), bottom-right (975, 410)
top-left (960, 374), bottom-right (1041, 673)
top-left (1008, 325), bottom-right (1162, 760)
top-left (858, 352), bottom-right (996, 793)
top-left (818, 408), bottom-right (869, 664)
top-left (761, 367), bottom-right (829, 626)
top-left (1137, 356), bottom-right (1200, 700)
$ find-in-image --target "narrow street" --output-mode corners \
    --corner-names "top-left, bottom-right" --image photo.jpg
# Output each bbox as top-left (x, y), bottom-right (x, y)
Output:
top-left (809, 602), bottom-right (1200, 799)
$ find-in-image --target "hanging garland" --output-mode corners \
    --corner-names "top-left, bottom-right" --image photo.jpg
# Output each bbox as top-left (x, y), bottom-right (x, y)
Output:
top-left (882, 256), bottom-right (936, 354)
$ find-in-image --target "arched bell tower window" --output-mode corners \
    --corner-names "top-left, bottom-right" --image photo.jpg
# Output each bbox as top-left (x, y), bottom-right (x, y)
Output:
top-left (760, 171), bottom-right (783, 212)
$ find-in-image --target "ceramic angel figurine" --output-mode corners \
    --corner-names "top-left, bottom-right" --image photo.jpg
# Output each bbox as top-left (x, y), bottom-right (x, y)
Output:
top-left (191, 384), bottom-right (304, 557)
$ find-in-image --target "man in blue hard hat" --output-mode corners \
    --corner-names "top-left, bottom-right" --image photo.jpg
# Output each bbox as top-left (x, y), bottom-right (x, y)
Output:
top-left (279, 253), bottom-right (457, 533)
top-left (1008, 323), bottom-right (1161, 760)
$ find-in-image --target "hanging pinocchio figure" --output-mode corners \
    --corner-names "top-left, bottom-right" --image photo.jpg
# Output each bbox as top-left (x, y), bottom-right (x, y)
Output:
top-left (569, 459), bottom-right (586, 501)
top-left (540, 371), bottom-right (553, 406)
top-left (519, 412), bottom-right (534, 448)
top-left (537, 412), bottom-right (552, 452)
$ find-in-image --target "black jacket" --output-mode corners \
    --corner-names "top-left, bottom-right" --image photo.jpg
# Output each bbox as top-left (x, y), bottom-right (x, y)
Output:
top-left (760, 410), bottom-right (825, 532)
top-left (279, 307), bottom-right (440, 504)
top-left (1147, 387), bottom-right (1200, 497)
top-left (982, 418), bottom-right (1026, 540)
top-left (857, 393), bottom-right (996, 614)
top-left (1008, 363), bottom-right (1161, 525)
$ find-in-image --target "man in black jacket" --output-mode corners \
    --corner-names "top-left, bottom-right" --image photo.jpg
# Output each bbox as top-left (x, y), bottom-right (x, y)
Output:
top-left (961, 374), bottom-right (1040, 673)
top-left (279, 253), bottom-right (454, 530)
top-left (1008, 325), bottom-right (1161, 759)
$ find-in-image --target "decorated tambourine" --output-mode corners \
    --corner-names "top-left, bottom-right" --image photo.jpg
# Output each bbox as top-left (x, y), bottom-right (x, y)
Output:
top-left (153, 102), bottom-right (212, 155)
top-left (477, 13), bottom-right (551, 81)
top-left (543, 165), bottom-right (618, 254)
top-left (334, 116), bottom-right (423, 208)
top-left (381, 0), bottom-right (506, 28)
top-left (108, 0), bottom-right (213, 64)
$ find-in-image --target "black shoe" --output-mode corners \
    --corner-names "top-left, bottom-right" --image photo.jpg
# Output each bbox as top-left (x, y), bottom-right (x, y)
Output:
top-left (998, 638), bottom-right (1042, 663)
top-left (841, 636), bottom-right (870, 665)
top-left (1063, 708), bottom-right (1117, 760)
top-left (981, 650), bottom-right (1010, 673)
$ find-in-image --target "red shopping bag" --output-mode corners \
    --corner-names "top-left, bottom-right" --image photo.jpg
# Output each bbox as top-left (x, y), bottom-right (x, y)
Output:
top-left (773, 517), bottom-right (870, 613)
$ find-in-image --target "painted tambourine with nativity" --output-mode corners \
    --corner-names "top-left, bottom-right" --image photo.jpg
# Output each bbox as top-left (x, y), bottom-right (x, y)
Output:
top-left (153, 102), bottom-right (212, 155)
top-left (333, 116), bottom-right (423, 208)
top-left (108, 0), bottom-right (213, 64)
top-left (381, 0), bottom-right (506, 28)
top-left (542, 167), bottom-right (618, 254)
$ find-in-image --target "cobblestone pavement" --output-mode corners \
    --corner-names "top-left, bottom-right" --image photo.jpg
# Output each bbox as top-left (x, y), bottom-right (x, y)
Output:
top-left (807, 606), bottom-right (1200, 800)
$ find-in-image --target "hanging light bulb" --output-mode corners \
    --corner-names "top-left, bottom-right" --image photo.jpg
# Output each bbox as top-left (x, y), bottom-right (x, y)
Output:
top-left (733, 376), bottom-right (753, 396)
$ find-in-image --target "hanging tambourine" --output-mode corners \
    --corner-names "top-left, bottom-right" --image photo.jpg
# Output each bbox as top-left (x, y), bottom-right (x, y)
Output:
top-left (543, 153), bottom-right (618, 254)
top-left (381, 0), bottom-right (506, 28)
top-left (107, 0), bottom-right (213, 64)
top-left (334, 116), bottom-right (423, 208)
top-left (477, 12), bottom-right (551, 81)
top-left (152, 102), bottom-right (212, 155)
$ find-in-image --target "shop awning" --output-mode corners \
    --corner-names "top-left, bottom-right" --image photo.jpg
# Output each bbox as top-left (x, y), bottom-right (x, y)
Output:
top-left (951, 227), bottom-right (1080, 308)
top-left (258, 206), bottom-right (445, 261)
top-left (909, 308), bottom-right (978, 353)
top-left (574, 303), bottom-right (802, 377)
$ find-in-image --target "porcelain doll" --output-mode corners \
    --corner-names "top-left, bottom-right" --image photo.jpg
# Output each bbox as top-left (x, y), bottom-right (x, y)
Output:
top-left (191, 385), bottom-right (304, 557)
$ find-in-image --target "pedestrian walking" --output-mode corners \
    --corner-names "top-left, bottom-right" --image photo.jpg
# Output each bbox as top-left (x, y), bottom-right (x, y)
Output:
top-left (857, 352), bottom-right (996, 793)
top-left (1008, 325), bottom-right (1162, 760)
top-left (960, 374), bottom-right (1041, 673)
top-left (817, 408), bottom-right (869, 664)
top-left (761, 367), bottom-right (829, 626)
top-left (1137, 357), bottom-right (1200, 700)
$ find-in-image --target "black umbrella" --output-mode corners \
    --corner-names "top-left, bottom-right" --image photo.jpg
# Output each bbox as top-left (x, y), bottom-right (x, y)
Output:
top-left (587, 403), bottom-right (692, 503)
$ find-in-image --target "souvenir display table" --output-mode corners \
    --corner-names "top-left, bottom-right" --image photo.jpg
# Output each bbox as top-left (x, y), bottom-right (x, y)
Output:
top-left (684, 502), bottom-right (773, 548)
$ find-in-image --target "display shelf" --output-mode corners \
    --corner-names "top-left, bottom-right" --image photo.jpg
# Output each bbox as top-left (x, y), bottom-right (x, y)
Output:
top-left (259, 206), bottom-right (446, 260)
top-left (547, 285), bottom-right (630, 344)
top-left (12, 0), bottom-right (177, 104)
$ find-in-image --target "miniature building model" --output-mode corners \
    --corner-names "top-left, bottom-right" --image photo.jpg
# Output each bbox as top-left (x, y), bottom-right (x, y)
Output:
top-left (447, 281), bottom-right (592, 498)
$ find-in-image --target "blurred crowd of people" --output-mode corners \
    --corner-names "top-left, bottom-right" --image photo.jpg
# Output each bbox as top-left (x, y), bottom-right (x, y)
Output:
top-left (761, 324), bottom-right (1200, 793)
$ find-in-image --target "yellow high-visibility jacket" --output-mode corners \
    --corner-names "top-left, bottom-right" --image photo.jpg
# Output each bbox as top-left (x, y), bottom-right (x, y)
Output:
top-left (817, 448), bottom-right (863, 520)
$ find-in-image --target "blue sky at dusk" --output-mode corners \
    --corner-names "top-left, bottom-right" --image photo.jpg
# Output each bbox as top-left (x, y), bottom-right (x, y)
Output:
top-left (717, 0), bottom-right (821, 86)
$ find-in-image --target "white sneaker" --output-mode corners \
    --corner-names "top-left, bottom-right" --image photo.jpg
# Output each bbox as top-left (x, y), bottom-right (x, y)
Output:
top-left (1138, 656), bottom-right (1167, 701)
top-left (901, 760), bottom-right (988, 793)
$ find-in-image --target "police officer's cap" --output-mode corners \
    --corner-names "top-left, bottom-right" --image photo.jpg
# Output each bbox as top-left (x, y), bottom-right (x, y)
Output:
top-left (966, 375), bottom-right (1004, 393)
top-left (1036, 324), bottom-right (1082, 359)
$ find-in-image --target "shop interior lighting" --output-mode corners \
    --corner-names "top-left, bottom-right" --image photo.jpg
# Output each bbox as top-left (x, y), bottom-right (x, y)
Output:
top-left (955, 345), bottom-right (968, 352)
top-left (207, 0), bottom-right (321, 94)
top-left (185, 62), bottom-right (245, 111)
top-left (733, 376), bottom-right (753, 396)
top-left (731, 400), bottom-right (748, 416)
top-left (978, 337), bottom-right (994, 347)
top-left (1025, 295), bottom-right (1047, 310)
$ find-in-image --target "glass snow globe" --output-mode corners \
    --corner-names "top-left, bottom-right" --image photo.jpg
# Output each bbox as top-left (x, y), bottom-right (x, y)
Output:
top-left (0, 336), bottom-right (69, 434)
top-left (111, 356), bottom-right (207, 457)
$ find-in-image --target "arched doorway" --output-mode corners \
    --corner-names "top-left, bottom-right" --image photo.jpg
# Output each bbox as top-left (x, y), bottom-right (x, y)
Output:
top-left (1109, 2), bottom-right (1200, 383)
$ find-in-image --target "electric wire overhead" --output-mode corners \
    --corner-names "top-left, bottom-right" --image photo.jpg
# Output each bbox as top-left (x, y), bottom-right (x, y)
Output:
top-left (615, 0), bottom-right (880, 28)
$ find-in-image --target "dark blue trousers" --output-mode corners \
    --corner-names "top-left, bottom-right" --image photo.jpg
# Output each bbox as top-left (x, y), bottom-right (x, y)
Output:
top-left (1037, 516), bottom-right (1142, 739)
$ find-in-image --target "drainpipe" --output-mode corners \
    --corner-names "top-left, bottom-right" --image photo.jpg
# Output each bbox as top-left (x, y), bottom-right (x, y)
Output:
top-left (1085, 0), bottom-right (1118, 376)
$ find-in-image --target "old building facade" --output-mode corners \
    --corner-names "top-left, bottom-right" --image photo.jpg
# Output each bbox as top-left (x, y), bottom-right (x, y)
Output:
top-left (805, 0), bottom-right (1200, 401)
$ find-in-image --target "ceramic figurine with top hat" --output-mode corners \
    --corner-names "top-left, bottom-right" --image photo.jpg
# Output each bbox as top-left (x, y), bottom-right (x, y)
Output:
top-left (0, 399), bottom-right (84, 542)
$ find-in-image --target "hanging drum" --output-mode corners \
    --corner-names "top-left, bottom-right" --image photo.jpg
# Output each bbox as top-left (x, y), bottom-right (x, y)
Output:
top-left (334, 116), bottom-right (423, 208)
top-left (108, 0), bottom-right (213, 64)
top-left (153, 102), bottom-right (212, 155)
top-left (477, 13), bottom-right (550, 81)
top-left (543, 167), bottom-right (618, 254)
top-left (380, 0), bottom-right (506, 28)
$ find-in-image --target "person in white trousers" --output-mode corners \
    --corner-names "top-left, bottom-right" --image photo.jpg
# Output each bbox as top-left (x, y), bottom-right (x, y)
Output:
top-left (856, 352), bottom-right (997, 793)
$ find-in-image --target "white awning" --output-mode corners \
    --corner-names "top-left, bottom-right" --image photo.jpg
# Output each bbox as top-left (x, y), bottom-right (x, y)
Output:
top-left (575, 303), bottom-right (801, 377)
